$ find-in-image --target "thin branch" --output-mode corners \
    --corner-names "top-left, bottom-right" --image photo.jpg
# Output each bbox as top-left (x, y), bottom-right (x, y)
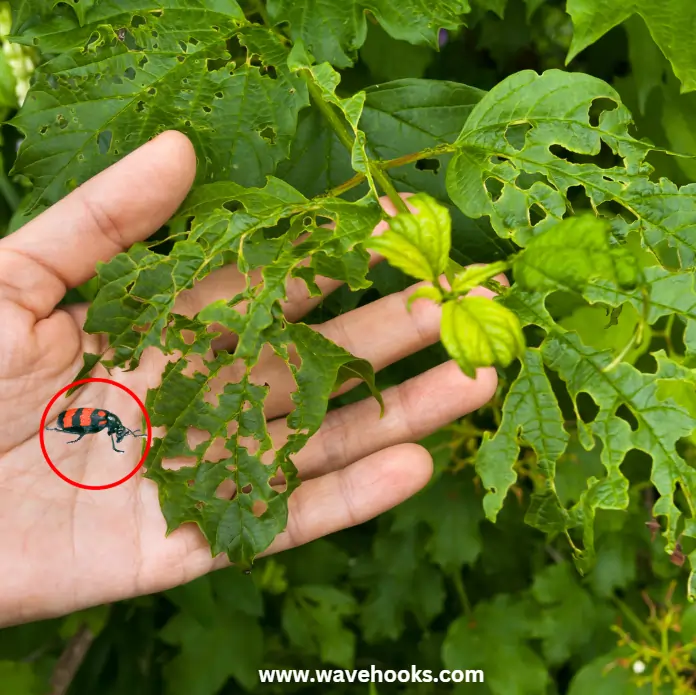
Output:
top-left (49, 624), bottom-right (96, 695)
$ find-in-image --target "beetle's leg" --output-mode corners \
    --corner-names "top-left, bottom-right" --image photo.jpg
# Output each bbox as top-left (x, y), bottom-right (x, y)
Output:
top-left (111, 434), bottom-right (124, 454)
top-left (66, 433), bottom-right (86, 444)
top-left (44, 426), bottom-right (62, 432)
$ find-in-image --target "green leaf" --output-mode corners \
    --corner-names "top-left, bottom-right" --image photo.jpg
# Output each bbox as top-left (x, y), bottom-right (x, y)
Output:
top-left (367, 192), bottom-right (451, 282)
top-left (278, 77), bottom-right (509, 264)
top-left (450, 260), bottom-right (509, 294)
top-left (392, 472), bottom-right (485, 571)
top-left (161, 605), bottom-right (263, 694)
top-left (78, 177), bottom-right (383, 563)
top-left (442, 595), bottom-right (550, 695)
top-left (514, 215), bottom-right (639, 293)
top-left (267, 0), bottom-right (470, 68)
top-left (477, 348), bottom-right (568, 525)
top-left (529, 563), bottom-right (599, 664)
top-left (282, 586), bottom-right (357, 668)
top-left (446, 69), bottom-right (696, 268)
top-left (351, 523), bottom-right (445, 642)
top-left (440, 296), bottom-right (524, 377)
top-left (10, 7), bottom-right (305, 219)
top-left (568, 653), bottom-right (652, 695)
top-left (566, 0), bottom-right (696, 93)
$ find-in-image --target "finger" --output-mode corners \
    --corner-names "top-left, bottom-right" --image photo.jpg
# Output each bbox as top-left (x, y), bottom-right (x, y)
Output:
top-left (0, 131), bottom-right (196, 318)
top-left (269, 360), bottom-right (497, 480)
top-left (257, 274), bottom-right (504, 420)
top-left (264, 443), bottom-right (433, 555)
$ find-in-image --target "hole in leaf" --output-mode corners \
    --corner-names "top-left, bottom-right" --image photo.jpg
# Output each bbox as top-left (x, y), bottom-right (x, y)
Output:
top-left (596, 200), bottom-right (638, 224)
top-left (189, 37), bottom-right (199, 46)
top-left (203, 438), bottom-right (229, 463)
top-left (576, 392), bottom-right (598, 424)
top-left (203, 105), bottom-right (212, 113)
top-left (162, 457), bottom-right (196, 470)
top-left (150, 9), bottom-right (163, 17)
top-left (97, 130), bottom-right (113, 154)
top-left (123, 66), bottom-right (136, 80)
top-left (212, 25), bottom-right (220, 31)
top-left (549, 143), bottom-right (576, 161)
top-left (415, 158), bottom-right (441, 174)
top-left (252, 500), bottom-right (268, 517)
top-left (138, 55), bottom-right (148, 68)
top-left (39, 125), bottom-right (48, 135)
top-left (566, 185), bottom-right (593, 213)
top-left (148, 87), bottom-right (157, 95)
top-left (484, 177), bottom-right (504, 203)
top-left (616, 404), bottom-right (639, 431)
top-left (215, 479), bottom-right (236, 499)
top-left (214, 91), bottom-right (223, 99)
top-left (56, 114), bottom-right (68, 130)
top-left (223, 200), bottom-right (241, 213)
top-left (504, 122), bottom-right (531, 151)
top-left (258, 126), bottom-right (276, 144)
top-left (176, 55), bottom-right (186, 63)
top-left (264, 65), bottom-right (277, 79)
top-left (589, 98), bottom-right (618, 128)
top-left (131, 14), bottom-right (146, 28)
top-left (151, 30), bottom-right (158, 37)
top-left (516, 171), bottom-right (549, 190)
top-left (241, 484), bottom-right (252, 495)
top-left (206, 57), bottom-right (228, 71)
top-left (135, 100), bottom-right (146, 112)
top-left (529, 203), bottom-right (546, 226)
top-left (178, 39), bottom-right (187, 52)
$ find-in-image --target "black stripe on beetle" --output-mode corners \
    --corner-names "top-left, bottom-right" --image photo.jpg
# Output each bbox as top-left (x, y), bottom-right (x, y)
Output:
top-left (45, 408), bottom-right (146, 453)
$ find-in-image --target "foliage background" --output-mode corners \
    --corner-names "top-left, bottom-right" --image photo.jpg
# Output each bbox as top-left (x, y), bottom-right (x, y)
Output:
top-left (3, 0), bottom-right (696, 693)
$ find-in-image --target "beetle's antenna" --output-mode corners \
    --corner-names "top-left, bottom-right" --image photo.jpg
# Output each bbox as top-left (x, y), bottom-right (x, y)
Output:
top-left (124, 427), bottom-right (147, 439)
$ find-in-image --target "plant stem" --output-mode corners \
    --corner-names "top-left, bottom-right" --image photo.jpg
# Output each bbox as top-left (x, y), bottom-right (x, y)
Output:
top-left (612, 595), bottom-right (659, 648)
top-left (450, 570), bottom-right (473, 617)
top-left (302, 71), bottom-right (409, 214)
top-left (325, 146), bottom-right (455, 199)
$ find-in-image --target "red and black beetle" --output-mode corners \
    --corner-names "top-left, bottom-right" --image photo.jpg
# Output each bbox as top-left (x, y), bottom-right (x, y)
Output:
top-left (45, 408), bottom-right (146, 453)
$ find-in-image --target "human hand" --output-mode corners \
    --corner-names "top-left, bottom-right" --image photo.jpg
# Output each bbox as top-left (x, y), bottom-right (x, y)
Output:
top-left (0, 132), bottom-right (499, 627)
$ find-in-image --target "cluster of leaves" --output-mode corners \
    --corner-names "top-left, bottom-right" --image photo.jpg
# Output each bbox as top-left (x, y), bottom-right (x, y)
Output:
top-left (5, 0), bottom-right (696, 692)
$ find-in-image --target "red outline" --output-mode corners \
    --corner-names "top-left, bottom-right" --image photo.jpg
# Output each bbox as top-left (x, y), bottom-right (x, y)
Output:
top-left (40, 378), bottom-right (152, 490)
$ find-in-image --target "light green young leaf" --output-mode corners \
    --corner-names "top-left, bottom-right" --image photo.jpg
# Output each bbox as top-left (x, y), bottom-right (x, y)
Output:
top-left (268, 0), bottom-right (470, 68)
top-left (367, 193), bottom-right (450, 282)
top-left (450, 260), bottom-right (509, 294)
top-left (440, 296), bottom-right (524, 378)
top-left (406, 285), bottom-right (444, 309)
top-left (566, 0), bottom-right (696, 93)
top-left (477, 348), bottom-right (568, 525)
top-left (513, 216), bottom-right (639, 293)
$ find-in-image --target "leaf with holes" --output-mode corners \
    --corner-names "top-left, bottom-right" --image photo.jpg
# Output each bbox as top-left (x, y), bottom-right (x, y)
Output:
top-left (9, 4), bottom-right (305, 223)
top-left (446, 69), bottom-right (696, 268)
top-left (267, 0), bottom-right (470, 68)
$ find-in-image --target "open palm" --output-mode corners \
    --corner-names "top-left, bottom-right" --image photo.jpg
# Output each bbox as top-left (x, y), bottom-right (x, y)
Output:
top-left (0, 132), bottom-right (498, 628)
